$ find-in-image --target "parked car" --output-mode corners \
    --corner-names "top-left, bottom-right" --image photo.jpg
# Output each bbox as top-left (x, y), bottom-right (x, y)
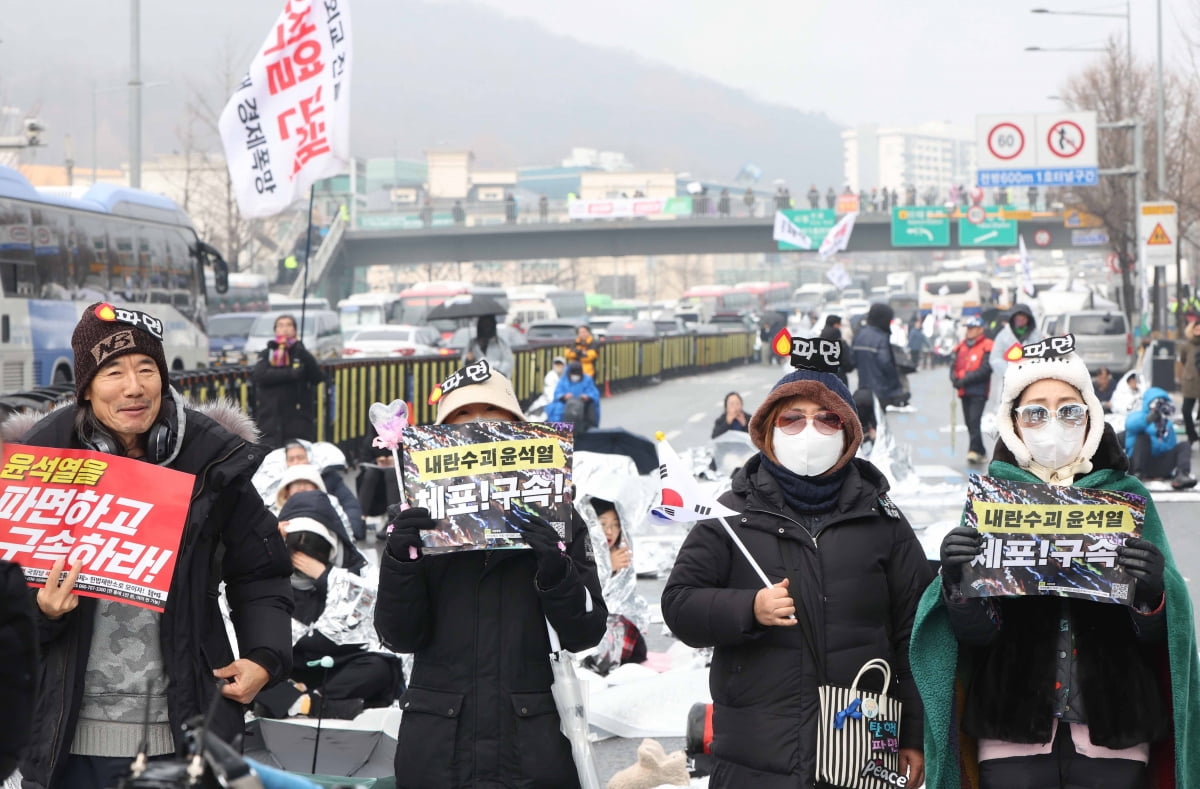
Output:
top-left (343, 325), bottom-right (445, 358)
top-left (600, 319), bottom-right (658, 341)
top-left (207, 312), bottom-right (258, 366)
top-left (243, 309), bottom-right (344, 361)
top-left (524, 319), bottom-right (584, 345)
top-left (1051, 310), bottom-right (1133, 373)
top-left (652, 317), bottom-right (691, 337)
top-left (707, 311), bottom-right (758, 333)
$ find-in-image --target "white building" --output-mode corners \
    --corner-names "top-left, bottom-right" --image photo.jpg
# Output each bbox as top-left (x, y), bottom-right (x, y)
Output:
top-left (843, 122), bottom-right (975, 199)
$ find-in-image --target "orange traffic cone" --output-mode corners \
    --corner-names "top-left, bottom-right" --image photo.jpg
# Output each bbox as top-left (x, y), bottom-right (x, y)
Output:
top-left (604, 378), bottom-right (612, 398)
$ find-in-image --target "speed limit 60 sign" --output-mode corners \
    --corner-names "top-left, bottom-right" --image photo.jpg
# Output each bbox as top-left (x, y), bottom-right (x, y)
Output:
top-left (976, 115), bottom-right (1037, 169)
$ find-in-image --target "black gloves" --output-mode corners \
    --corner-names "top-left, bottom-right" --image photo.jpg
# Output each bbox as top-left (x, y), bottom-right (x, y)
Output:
top-left (511, 508), bottom-right (570, 588)
top-left (939, 526), bottom-right (984, 587)
top-left (1119, 537), bottom-right (1165, 609)
top-left (386, 504), bottom-right (430, 562)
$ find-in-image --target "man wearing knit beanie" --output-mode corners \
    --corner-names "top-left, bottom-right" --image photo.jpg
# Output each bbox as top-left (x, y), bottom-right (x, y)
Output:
top-left (6, 301), bottom-right (294, 789)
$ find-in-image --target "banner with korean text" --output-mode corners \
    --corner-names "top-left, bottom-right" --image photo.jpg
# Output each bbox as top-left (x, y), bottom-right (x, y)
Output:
top-left (402, 422), bottom-right (574, 554)
top-left (0, 444), bottom-right (195, 612)
top-left (961, 475), bottom-right (1144, 605)
top-left (219, 0), bottom-right (352, 218)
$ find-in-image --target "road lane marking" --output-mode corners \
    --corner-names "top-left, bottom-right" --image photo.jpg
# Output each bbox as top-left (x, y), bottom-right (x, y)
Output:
top-left (687, 412), bottom-right (706, 424)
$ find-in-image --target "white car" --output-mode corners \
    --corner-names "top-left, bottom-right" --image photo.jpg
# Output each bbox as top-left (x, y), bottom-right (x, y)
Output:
top-left (343, 325), bottom-right (445, 358)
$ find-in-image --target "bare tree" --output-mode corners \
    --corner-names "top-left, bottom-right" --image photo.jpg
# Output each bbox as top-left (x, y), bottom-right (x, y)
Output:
top-left (1058, 37), bottom-right (1200, 329)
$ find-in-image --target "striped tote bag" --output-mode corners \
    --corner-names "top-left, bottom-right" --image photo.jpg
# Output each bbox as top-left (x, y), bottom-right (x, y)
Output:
top-left (815, 658), bottom-right (906, 788)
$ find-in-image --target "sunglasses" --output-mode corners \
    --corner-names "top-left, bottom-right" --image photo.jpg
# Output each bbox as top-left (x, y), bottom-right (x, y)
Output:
top-left (1013, 402), bottom-right (1088, 429)
top-left (775, 409), bottom-right (844, 435)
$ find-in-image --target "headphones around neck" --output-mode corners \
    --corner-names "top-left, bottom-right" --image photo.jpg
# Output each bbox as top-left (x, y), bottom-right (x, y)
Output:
top-left (81, 400), bottom-right (178, 465)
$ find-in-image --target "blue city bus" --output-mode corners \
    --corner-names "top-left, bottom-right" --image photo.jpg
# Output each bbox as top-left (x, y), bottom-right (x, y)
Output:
top-left (0, 166), bottom-right (228, 393)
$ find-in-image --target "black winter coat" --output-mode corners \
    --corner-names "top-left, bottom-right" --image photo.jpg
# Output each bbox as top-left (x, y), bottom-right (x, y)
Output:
top-left (0, 560), bottom-right (36, 782)
top-left (252, 340), bottom-right (325, 449)
top-left (9, 401), bottom-right (294, 789)
top-left (852, 324), bottom-right (904, 403)
top-left (374, 510), bottom-right (607, 788)
top-left (662, 456), bottom-right (932, 788)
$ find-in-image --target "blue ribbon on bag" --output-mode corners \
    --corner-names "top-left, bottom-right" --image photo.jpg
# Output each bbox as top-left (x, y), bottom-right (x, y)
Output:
top-left (833, 698), bottom-right (862, 730)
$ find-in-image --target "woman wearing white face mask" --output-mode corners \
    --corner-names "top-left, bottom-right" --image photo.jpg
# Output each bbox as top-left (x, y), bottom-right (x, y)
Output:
top-left (912, 336), bottom-right (1200, 788)
top-left (662, 343), bottom-right (933, 789)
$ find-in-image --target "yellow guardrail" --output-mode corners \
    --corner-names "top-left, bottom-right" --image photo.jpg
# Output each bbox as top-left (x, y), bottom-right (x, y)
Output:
top-left (151, 331), bottom-right (754, 459)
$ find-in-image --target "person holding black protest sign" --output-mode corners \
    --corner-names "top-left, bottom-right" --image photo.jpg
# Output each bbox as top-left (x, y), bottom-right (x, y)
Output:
top-left (373, 360), bottom-right (607, 788)
top-left (661, 336), bottom-right (931, 789)
top-left (910, 335), bottom-right (1200, 789)
top-left (1, 302), bottom-right (293, 789)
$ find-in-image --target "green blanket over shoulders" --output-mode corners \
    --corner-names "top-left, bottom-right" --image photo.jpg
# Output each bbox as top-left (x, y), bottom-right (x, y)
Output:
top-left (910, 461), bottom-right (1200, 788)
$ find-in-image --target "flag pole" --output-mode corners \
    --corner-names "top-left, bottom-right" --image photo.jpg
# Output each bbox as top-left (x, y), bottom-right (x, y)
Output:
top-left (718, 517), bottom-right (773, 589)
top-left (298, 185), bottom-right (316, 344)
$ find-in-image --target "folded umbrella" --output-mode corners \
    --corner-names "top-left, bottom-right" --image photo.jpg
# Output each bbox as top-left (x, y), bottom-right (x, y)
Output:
top-left (546, 622), bottom-right (602, 789)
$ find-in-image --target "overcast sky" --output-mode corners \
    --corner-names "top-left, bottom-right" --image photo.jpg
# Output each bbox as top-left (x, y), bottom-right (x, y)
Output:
top-left (1, 0), bottom-right (1195, 166)
top-left (467, 0), bottom-right (1195, 128)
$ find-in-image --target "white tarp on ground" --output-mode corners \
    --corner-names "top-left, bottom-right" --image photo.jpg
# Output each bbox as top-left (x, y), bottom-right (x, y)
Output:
top-left (583, 665), bottom-right (711, 739)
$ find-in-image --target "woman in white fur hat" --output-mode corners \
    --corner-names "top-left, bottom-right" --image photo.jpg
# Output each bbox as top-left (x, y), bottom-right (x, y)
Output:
top-left (911, 335), bottom-right (1200, 788)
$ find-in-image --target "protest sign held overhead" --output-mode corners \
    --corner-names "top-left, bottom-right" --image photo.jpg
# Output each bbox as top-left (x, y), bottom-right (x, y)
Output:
top-left (0, 444), bottom-right (195, 612)
top-left (218, 0), bottom-right (353, 218)
top-left (402, 421), bottom-right (574, 554)
top-left (961, 475), bottom-right (1144, 605)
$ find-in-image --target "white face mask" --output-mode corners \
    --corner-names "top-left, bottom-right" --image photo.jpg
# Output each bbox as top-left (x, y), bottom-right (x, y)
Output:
top-left (1022, 420), bottom-right (1086, 470)
top-left (772, 426), bottom-right (845, 477)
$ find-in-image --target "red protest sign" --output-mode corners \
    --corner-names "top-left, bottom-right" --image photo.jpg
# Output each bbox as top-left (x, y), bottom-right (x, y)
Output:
top-left (0, 444), bottom-right (195, 612)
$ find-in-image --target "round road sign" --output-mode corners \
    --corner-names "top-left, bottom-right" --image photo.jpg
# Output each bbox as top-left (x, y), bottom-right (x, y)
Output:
top-left (1046, 120), bottom-right (1085, 159)
top-left (967, 205), bottom-right (986, 225)
top-left (1034, 229), bottom-right (1051, 247)
top-left (987, 122), bottom-right (1025, 161)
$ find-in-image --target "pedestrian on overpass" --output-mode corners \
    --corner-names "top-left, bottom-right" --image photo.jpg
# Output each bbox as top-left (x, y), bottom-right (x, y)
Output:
top-left (807, 184), bottom-right (820, 209)
top-left (662, 343), bottom-right (931, 788)
top-left (743, 187), bottom-right (756, 217)
top-left (949, 316), bottom-right (993, 465)
top-left (911, 335), bottom-right (1200, 789)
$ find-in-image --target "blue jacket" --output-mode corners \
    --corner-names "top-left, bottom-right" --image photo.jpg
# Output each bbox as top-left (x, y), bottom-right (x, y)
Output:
top-left (852, 324), bottom-right (905, 402)
top-left (546, 374), bottom-right (602, 424)
top-left (1124, 386), bottom-right (1177, 457)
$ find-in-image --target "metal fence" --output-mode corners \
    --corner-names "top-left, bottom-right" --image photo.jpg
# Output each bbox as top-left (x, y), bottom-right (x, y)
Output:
top-left (1, 332), bottom-right (755, 460)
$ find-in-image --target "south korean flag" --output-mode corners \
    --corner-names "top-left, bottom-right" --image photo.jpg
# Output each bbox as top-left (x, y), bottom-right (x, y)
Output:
top-left (650, 433), bottom-right (739, 523)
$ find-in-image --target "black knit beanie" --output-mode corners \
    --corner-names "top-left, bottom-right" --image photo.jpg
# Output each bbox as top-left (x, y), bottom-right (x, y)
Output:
top-left (71, 302), bottom-right (170, 402)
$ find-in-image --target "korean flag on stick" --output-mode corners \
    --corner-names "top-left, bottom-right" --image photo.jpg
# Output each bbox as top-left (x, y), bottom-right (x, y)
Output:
top-left (652, 433), bottom-right (778, 593)
top-left (218, 0), bottom-right (354, 219)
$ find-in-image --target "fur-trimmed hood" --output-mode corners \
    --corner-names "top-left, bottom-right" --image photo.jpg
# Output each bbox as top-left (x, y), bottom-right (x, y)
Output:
top-left (1, 392), bottom-right (260, 448)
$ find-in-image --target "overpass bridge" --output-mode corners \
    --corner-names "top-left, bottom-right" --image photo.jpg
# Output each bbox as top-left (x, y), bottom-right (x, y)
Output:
top-left (301, 210), bottom-right (1108, 297)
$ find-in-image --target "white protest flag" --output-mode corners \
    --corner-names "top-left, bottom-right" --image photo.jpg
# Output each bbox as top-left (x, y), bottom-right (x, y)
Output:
top-left (818, 211), bottom-right (857, 259)
top-left (218, 0), bottom-right (353, 219)
top-left (773, 211), bottom-right (814, 250)
top-left (826, 261), bottom-right (853, 291)
top-left (650, 432), bottom-right (739, 523)
top-left (1018, 234), bottom-right (1036, 297)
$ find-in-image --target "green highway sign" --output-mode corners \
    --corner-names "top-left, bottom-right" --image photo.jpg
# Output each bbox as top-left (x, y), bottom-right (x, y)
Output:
top-left (959, 217), bottom-right (1018, 247)
top-left (777, 209), bottom-right (838, 251)
top-left (891, 207), bottom-right (950, 247)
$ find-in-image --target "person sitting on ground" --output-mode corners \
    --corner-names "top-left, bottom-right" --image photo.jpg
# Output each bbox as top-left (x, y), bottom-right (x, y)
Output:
top-left (545, 361), bottom-right (601, 431)
top-left (711, 391), bottom-right (751, 438)
top-left (1124, 387), bottom-right (1196, 489)
top-left (1092, 366), bottom-right (1118, 413)
top-left (253, 491), bottom-right (400, 720)
top-left (581, 497), bottom-right (649, 675)
top-left (273, 463), bottom-right (360, 543)
top-left (283, 439), bottom-right (366, 541)
top-left (1111, 370), bottom-right (1145, 416)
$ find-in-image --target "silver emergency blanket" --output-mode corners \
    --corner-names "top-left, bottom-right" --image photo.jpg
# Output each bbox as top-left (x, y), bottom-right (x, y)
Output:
top-left (252, 439), bottom-right (348, 502)
top-left (291, 565), bottom-right (388, 652)
top-left (573, 451), bottom-right (652, 636)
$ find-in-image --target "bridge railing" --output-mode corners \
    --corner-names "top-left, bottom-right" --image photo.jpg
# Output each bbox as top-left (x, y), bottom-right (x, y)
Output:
top-left (1, 332), bottom-right (755, 461)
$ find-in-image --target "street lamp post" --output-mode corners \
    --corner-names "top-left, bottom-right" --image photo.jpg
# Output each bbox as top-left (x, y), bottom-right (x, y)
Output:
top-left (129, 0), bottom-right (141, 188)
top-left (93, 80), bottom-right (167, 185)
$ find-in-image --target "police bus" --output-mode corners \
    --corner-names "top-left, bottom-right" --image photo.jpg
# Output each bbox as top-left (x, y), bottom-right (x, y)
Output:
top-left (0, 166), bottom-right (228, 393)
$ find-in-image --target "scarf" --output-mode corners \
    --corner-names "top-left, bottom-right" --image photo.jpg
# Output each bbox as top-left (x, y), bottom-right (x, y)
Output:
top-left (270, 335), bottom-right (296, 367)
top-left (759, 454), bottom-right (849, 514)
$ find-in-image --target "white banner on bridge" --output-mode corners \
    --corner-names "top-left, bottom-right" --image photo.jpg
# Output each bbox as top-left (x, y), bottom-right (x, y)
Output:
top-left (772, 211), bottom-right (814, 250)
top-left (219, 0), bottom-right (353, 219)
top-left (568, 197), bottom-right (668, 219)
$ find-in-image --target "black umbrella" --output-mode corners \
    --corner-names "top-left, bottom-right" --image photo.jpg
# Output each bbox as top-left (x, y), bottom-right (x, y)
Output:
top-left (574, 428), bottom-right (658, 475)
top-left (241, 717), bottom-right (397, 785)
top-left (424, 294), bottom-right (507, 321)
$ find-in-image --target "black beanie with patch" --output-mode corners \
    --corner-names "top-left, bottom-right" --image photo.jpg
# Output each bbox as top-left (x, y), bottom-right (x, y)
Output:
top-left (71, 302), bottom-right (169, 402)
